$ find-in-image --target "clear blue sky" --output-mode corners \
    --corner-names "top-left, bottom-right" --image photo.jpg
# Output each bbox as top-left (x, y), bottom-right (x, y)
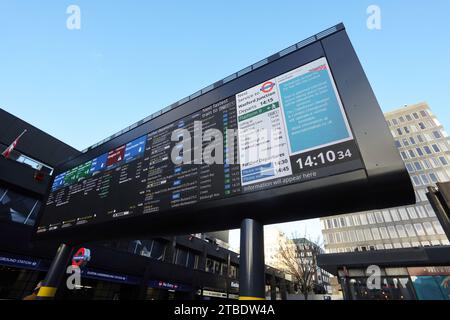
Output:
top-left (1, 1), bottom-right (449, 247)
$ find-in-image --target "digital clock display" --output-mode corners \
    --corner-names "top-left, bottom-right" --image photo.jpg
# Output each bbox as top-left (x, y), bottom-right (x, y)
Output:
top-left (297, 148), bottom-right (354, 169)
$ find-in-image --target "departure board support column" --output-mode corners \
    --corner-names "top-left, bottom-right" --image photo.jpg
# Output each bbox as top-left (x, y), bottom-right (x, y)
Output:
top-left (239, 218), bottom-right (266, 301)
top-left (37, 243), bottom-right (73, 300)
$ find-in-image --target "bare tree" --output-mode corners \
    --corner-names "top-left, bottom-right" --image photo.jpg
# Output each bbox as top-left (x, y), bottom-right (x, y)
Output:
top-left (277, 232), bottom-right (323, 300)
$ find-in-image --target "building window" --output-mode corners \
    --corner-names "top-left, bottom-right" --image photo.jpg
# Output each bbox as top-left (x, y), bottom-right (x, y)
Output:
top-left (382, 210), bottom-right (392, 222)
top-left (420, 110), bottom-right (428, 117)
top-left (405, 224), bottom-right (416, 237)
top-left (367, 212), bottom-right (376, 224)
top-left (423, 222), bottom-right (435, 236)
top-left (356, 230), bottom-right (365, 242)
top-left (175, 248), bottom-right (189, 267)
top-left (439, 142), bottom-right (449, 152)
top-left (373, 211), bottom-right (383, 224)
top-left (409, 137), bottom-right (416, 145)
top-left (360, 214), bottom-right (369, 225)
top-left (349, 230), bottom-right (356, 242)
top-left (189, 254), bottom-right (199, 270)
top-left (418, 122), bottom-right (426, 130)
top-left (413, 162), bottom-right (423, 171)
top-left (345, 216), bottom-right (354, 227)
top-left (414, 224), bottom-right (426, 236)
top-left (422, 159), bottom-right (432, 169)
top-left (396, 225), bottom-right (407, 238)
top-left (400, 151), bottom-right (408, 160)
top-left (416, 206), bottom-right (427, 218)
top-left (417, 135), bottom-right (424, 143)
top-left (326, 219), bottom-right (332, 229)
top-left (333, 219), bottom-right (339, 228)
top-left (432, 221), bottom-right (445, 235)
top-left (150, 240), bottom-right (167, 260)
top-left (342, 231), bottom-right (349, 243)
top-left (399, 116), bottom-right (405, 123)
top-left (423, 146), bottom-right (432, 155)
top-left (405, 163), bottom-right (414, 173)
top-left (408, 150), bottom-right (416, 158)
top-left (439, 156), bottom-right (448, 166)
top-left (407, 207), bottom-right (418, 219)
top-left (433, 131), bottom-right (442, 139)
top-left (364, 229), bottom-right (373, 241)
top-left (0, 188), bottom-right (41, 226)
top-left (425, 204), bottom-right (436, 217)
top-left (404, 127), bottom-right (410, 134)
top-left (397, 128), bottom-right (403, 136)
top-left (398, 208), bottom-right (409, 220)
top-left (380, 227), bottom-right (389, 239)
top-left (415, 148), bottom-right (424, 157)
top-left (420, 174), bottom-right (430, 185)
top-left (436, 171), bottom-right (448, 182)
top-left (402, 139), bottom-right (409, 147)
top-left (432, 157), bottom-right (441, 168)
top-left (388, 226), bottom-right (399, 239)
top-left (392, 118), bottom-right (398, 125)
top-left (417, 189), bottom-right (428, 202)
top-left (413, 112), bottom-right (419, 120)
top-left (412, 176), bottom-right (421, 187)
top-left (432, 144), bottom-right (441, 153)
top-left (406, 114), bottom-right (412, 121)
top-left (390, 209), bottom-right (400, 221)
top-left (371, 228), bottom-right (381, 240)
top-left (429, 173), bottom-right (438, 183)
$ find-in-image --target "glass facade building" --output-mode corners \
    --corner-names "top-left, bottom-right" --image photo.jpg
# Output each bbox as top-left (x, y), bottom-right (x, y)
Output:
top-left (321, 102), bottom-right (450, 253)
top-left (0, 186), bottom-right (41, 226)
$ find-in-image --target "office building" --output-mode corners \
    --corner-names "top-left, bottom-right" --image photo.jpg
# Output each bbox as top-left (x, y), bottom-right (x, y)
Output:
top-left (321, 102), bottom-right (450, 253)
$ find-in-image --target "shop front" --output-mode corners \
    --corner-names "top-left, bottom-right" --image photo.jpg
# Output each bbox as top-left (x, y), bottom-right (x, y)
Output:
top-left (318, 246), bottom-right (450, 301)
top-left (145, 280), bottom-right (194, 300)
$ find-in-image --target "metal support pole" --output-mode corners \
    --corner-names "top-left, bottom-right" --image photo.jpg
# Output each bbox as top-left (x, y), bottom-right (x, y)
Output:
top-left (239, 218), bottom-right (265, 301)
top-left (37, 243), bottom-right (73, 300)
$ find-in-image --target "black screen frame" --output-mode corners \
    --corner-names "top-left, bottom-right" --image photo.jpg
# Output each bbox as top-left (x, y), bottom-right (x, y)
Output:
top-left (33, 24), bottom-right (415, 244)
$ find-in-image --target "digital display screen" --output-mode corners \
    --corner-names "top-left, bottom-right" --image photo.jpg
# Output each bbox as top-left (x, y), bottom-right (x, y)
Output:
top-left (37, 57), bottom-right (364, 234)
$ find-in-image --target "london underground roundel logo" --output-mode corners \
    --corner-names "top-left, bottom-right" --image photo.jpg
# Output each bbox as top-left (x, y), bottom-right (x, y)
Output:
top-left (72, 248), bottom-right (91, 268)
top-left (260, 81), bottom-right (275, 93)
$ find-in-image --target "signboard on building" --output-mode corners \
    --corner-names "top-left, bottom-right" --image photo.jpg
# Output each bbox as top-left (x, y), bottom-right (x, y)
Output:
top-left (34, 24), bottom-right (414, 243)
top-left (72, 248), bottom-right (91, 268)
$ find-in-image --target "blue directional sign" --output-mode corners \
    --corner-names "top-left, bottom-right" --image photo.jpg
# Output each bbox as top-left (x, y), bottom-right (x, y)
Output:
top-left (90, 153), bottom-right (108, 175)
top-left (51, 172), bottom-right (67, 191)
top-left (124, 135), bottom-right (147, 162)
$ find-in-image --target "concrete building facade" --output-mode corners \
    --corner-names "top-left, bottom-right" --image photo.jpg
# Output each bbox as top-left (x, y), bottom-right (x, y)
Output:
top-left (321, 102), bottom-right (450, 253)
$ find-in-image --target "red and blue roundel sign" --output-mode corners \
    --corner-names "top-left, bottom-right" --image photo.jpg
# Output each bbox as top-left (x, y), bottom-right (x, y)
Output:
top-left (72, 248), bottom-right (91, 268)
top-left (260, 81), bottom-right (275, 93)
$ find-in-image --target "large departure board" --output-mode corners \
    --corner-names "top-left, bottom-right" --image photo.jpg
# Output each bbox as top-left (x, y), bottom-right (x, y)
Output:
top-left (35, 25), bottom-right (415, 241)
top-left (37, 57), bottom-right (362, 234)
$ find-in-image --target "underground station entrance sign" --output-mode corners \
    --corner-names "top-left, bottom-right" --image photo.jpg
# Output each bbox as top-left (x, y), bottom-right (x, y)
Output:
top-left (34, 24), bottom-right (415, 243)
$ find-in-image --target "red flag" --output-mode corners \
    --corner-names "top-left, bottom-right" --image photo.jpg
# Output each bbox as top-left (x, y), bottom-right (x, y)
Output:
top-left (2, 129), bottom-right (27, 159)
